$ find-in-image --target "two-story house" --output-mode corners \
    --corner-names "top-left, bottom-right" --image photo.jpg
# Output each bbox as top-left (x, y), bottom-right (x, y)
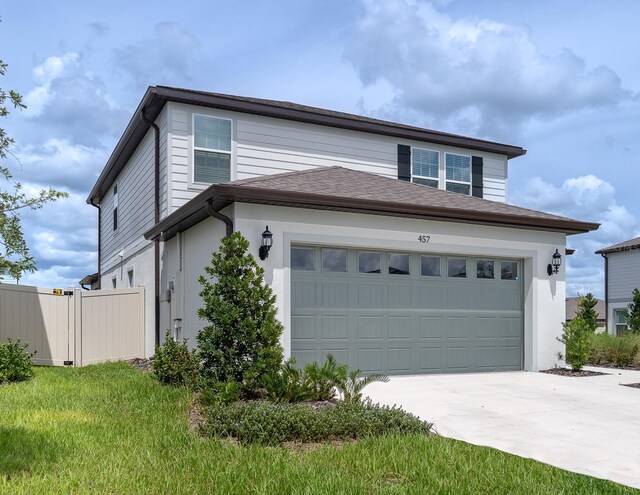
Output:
top-left (86, 86), bottom-right (598, 375)
top-left (596, 236), bottom-right (640, 333)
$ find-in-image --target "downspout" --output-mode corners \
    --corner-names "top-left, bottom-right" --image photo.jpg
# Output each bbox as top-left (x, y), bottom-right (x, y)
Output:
top-left (140, 108), bottom-right (161, 348)
top-left (89, 201), bottom-right (101, 289)
top-left (601, 253), bottom-right (609, 333)
top-left (205, 199), bottom-right (233, 237)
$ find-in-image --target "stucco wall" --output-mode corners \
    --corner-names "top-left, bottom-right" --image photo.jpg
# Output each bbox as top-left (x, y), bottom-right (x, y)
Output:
top-left (161, 203), bottom-right (567, 372)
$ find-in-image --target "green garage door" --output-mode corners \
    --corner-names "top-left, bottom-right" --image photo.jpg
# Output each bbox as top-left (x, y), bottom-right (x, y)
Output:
top-left (291, 246), bottom-right (523, 375)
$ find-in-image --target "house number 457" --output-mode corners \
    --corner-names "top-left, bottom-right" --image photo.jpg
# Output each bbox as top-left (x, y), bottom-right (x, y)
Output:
top-left (418, 235), bottom-right (430, 243)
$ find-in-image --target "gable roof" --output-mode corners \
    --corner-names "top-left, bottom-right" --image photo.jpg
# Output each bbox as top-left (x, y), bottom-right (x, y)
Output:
top-left (87, 85), bottom-right (527, 204)
top-left (596, 236), bottom-right (640, 254)
top-left (565, 297), bottom-right (606, 322)
top-left (144, 166), bottom-right (599, 242)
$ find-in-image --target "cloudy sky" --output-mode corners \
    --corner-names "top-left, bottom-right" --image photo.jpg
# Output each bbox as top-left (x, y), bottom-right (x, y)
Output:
top-left (1, 0), bottom-right (638, 297)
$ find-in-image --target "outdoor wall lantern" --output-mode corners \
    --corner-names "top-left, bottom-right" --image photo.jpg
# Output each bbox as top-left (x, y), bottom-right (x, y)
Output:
top-left (259, 226), bottom-right (273, 261)
top-left (547, 249), bottom-right (562, 276)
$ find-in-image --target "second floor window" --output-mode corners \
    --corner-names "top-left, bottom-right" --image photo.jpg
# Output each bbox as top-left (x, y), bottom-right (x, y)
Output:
top-left (194, 114), bottom-right (231, 184)
top-left (445, 153), bottom-right (471, 195)
top-left (411, 148), bottom-right (439, 188)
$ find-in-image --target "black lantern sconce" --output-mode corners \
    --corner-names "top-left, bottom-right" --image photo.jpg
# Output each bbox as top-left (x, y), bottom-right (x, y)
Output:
top-left (259, 226), bottom-right (273, 260)
top-left (547, 249), bottom-right (562, 276)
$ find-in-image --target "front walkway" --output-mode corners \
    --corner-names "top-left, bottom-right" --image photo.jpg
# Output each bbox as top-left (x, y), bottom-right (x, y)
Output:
top-left (366, 366), bottom-right (640, 489)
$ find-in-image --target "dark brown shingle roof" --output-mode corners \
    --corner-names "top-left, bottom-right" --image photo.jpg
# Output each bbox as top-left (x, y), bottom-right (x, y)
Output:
top-left (144, 166), bottom-right (599, 242)
top-left (596, 236), bottom-right (640, 254)
top-left (87, 85), bottom-right (526, 204)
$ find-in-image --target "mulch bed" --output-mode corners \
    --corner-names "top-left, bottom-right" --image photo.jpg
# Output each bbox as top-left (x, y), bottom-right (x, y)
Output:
top-left (540, 368), bottom-right (609, 377)
top-left (126, 357), bottom-right (153, 372)
top-left (621, 383), bottom-right (640, 389)
top-left (591, 363), bottom-right (640, 371)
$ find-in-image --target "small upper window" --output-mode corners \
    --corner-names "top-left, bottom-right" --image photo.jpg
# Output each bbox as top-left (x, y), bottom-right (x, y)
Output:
top-left (111, 277), bottom-right (117, 289)
top-left (476, 259), bottom-right (495, 279)
top-left (388, 253), bottom-right (410, 275)
top-left (113, 184), bottom-right (118, 231)
top-left (448, 258), bottom-right (467, 278)
top-left (412, 148), bottom-right (439, 188)
top-left (193, 115), bottom-right (232, 184)
top-left (127, 269), bottom-right (134, 288)
top-left (322, 249), bottom-right (347, 273)
top-left (291, 247), bottom-right (316, 271)
top-left (501, 261), bottom-right (519, 280)
top-left (445, 153), bottom-right (471, 195)
top-left (359, 252), bottom-right (381, 274)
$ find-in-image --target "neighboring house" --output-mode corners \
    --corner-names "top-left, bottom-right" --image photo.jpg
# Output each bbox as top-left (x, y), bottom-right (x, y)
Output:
top-left (565, 296), bottom-right (606, 332)
top-left (86, 86), bottom-right (598, 375)
top-left (596, 236), bottom-right (640, 334)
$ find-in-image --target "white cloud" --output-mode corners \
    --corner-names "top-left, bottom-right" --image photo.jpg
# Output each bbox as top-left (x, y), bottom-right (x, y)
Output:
top-left (115, 22), bottom-right (203, 88)
top-left (346, 0), bottom-right (632, 139)
top-left (512, 175), bottom-right (638, 297)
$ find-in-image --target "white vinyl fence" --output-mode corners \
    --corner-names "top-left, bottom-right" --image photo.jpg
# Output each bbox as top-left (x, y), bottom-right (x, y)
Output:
top-left (0, 284), bottom-right (145, 366)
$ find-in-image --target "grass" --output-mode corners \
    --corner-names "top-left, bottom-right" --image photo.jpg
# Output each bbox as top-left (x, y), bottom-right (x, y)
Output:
top-left (1, 363), bottom-right (638, 494)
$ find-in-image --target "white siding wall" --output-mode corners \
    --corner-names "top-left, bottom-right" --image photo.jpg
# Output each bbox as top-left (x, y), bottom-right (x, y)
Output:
top-left (100, 107), bottom-right (167, 272)
top-left (164, 102), bottom-right (510, 214)
top-left (162, 204), bottom-right (566, 372)
top-left (607, 250), bottom-right (640, 302)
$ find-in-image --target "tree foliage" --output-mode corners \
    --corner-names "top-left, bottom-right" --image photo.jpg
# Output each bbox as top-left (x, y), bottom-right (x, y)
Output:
top-left (196, 232), bottom-right (284, 396)
top-left (575, 292), bottom-right (599, 333)
top-left (557, 318), bottom-right (591, 371)
top-left (0, 54), bottom-right (68, 279)
top-left (624, 288), bottom-right (640, 333)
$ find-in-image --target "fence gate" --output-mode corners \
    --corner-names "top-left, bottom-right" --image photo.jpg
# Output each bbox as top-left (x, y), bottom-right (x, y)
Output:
top-left (0, 285), bottom-right (145, 366)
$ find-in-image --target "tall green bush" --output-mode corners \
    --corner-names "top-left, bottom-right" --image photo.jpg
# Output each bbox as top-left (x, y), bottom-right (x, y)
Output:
top-left (625, 288), bottom-right (640, 333)
top-left (197, 232), bottom-right (283, 397)
top-left (557, 318), bottom-right (591, 371)
top-left (575, 293), bottom-right (599, 333)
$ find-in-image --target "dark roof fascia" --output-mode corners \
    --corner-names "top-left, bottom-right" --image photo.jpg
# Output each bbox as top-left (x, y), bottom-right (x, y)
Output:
top-left (595, 244), bottom-right (640, 255)
top-left (88, 86), bottom-right (527, 203)
top-left (144, 184), bottom-right (599, 242)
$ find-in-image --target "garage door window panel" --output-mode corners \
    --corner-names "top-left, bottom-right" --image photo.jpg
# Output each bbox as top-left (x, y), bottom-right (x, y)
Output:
top-left (322, 248), bottom-right (348, 273)
top-left (421, 256), bottom-right (441, 277)
top-left (476, 259), bottom-right (495, 279)
top-left (500, 261), bottom-right (519, 280)
top-left (388, 253), bottom-right (410, 275)
top-left (448, 258), bottom-right (467, 278)
top-left (292, 247), bottom-right (316, 271)
top-left (359, 252), bottom-right (381, 274)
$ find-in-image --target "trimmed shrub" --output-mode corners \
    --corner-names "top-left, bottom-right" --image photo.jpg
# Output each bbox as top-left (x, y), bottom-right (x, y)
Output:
top-left (0, 338), bottom-right (34, 383)
top-left (197, 232), bottom-right (283, 397)
top-left (557, 318), bottom-right (591, 371)
top-left (153, 331), bottom-right (200, 388)
top-left (589, 333), bottom-right (640, 367)
top-left (204, 399), bottom-right (432, 446)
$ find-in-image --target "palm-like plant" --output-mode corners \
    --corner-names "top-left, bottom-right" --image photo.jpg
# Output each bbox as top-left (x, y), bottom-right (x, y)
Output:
top-left (337, 369), bottom-right (390, 403)
top-left (304, 354), bottom-right (347, 401)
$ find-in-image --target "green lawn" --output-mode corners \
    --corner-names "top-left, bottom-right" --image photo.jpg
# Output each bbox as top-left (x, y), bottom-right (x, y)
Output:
top-left (0, 363), bottom-right (637, 495)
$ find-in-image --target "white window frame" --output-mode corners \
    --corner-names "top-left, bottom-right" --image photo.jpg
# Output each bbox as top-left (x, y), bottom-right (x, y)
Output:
top-left (411, 147), bottom-right (440, 189)
top-left (445, 152), bottom-right (472, 195)
top-left (127, 267), bottom-right (135, 288)
top-left (614, 309), bottom-right (628, 334)
top-left (192, 113), bottom-right (233, 186)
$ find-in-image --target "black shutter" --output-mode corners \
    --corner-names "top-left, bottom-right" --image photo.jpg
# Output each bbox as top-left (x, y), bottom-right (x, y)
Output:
top-left (398, 145), bottom-right (411, 182)
top-left (471, 156), bottom-right (483, 198)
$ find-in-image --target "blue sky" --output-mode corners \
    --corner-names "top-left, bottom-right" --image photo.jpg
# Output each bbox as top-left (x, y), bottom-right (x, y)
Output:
top-left (1, 0), bottom-right (639, 297)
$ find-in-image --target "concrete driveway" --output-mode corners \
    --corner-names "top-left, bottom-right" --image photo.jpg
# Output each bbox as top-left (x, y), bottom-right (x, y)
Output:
top-left (366, 366), bottom-right (640, 489)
